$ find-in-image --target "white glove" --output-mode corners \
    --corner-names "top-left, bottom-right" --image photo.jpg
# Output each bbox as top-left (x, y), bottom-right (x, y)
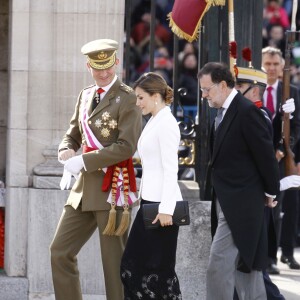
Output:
top-left (282, 98), bottom-right (295, 119)
top-left (60, 169), bottom-right (72, 190)
top-left (279, 175), bottom-right (300, 191)
top-left (64, 155), bottom-right (84, 176)
top-left (60, 169), bottom-right (79, 190)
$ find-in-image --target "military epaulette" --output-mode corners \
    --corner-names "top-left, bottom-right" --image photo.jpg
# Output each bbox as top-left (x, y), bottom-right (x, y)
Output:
top-left (83, 84), bottom-right (96, 91)
top-left (120, 83), bottom-right (134, 94)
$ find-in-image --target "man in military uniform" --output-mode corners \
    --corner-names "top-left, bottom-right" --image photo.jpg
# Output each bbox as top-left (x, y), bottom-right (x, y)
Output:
top-left (50, 39), bottom-right (142, 300)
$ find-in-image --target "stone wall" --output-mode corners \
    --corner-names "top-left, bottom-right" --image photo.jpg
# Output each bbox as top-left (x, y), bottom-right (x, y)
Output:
top-left (177, 181), bottom-right (211, 300)
top-left (5, 0), bottom-right (125, 276)
top-left (6, 0), bottom-right (126, 188)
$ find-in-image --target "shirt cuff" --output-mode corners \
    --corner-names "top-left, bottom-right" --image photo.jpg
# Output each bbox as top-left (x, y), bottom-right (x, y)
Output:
top-left (265, 192), bottom-right (276, 199)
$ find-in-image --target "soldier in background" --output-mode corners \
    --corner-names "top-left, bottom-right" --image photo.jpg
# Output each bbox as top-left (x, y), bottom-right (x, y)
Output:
top-left (234, 65), bottom-right (300, 299)
top-left (262, 46), bottom-right (300, 274)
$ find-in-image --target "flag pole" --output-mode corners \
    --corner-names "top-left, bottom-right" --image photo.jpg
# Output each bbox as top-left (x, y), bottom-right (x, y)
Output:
top-left (281, 0), bottom-right (299, 176)
top-left (228, 0), bottom-right (236, 75)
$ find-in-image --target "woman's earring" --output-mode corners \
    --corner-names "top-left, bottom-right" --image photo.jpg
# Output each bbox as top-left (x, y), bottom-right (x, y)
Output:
top-left (155, 101), bottom-right (158, 105)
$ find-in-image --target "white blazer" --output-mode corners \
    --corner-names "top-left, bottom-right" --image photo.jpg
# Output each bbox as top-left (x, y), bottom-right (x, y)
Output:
top-left (138, 106), bottom-right (183, 215)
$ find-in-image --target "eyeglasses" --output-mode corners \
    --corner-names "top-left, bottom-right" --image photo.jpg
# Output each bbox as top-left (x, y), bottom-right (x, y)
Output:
top-left (200, 83), bottom-right (218, 94)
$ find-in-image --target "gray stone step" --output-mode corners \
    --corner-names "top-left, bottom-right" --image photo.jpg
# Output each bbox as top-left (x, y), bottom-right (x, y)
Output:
top-left (0, 270), bottom-right (28, 300)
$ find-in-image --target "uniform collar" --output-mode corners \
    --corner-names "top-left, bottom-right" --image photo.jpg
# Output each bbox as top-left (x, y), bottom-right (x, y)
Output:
top-left (96, 75), bottom-right (118, 94)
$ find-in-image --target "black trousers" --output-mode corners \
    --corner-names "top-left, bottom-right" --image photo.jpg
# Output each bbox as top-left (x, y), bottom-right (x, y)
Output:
top-left (268, 190), bottom-right (285, 264)
top-left (280, 189), bottom-right (299, 256)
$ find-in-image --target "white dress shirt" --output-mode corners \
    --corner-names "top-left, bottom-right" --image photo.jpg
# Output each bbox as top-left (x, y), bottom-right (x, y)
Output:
top-left (95, 75), bottom-right (118, 100)
top-left (263, 79), bottom-right (279, 110)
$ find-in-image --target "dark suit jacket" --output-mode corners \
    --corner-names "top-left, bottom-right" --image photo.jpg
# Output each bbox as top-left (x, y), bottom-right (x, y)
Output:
top-left (209, 92), bottom-right (280, 272)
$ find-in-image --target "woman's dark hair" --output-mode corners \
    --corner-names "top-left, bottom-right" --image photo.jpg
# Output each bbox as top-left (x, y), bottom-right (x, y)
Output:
top-left (133, 72), bottom-right (174, 104)
top-left (180, 53), bottom-right (198, 76)
top-left (198, 62), bottom-right (235, 89)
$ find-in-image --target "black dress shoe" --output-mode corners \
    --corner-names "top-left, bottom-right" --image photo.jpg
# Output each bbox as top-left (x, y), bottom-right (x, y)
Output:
top-left (280, 255), bottom-right (300, 269)
top-left (266, 263), bottom-right (280, 275)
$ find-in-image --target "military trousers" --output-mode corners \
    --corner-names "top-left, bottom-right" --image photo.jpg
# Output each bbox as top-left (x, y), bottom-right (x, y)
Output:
top-left (50, 204), bottom-right (127, 300)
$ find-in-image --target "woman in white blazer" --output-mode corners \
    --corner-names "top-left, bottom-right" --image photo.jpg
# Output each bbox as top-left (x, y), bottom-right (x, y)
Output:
top-left (121, 72), bottom-right (183, 299)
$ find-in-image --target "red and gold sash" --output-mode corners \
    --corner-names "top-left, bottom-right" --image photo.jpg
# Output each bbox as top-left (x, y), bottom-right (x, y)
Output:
top-left (82, 145), bottom-right (137, 236)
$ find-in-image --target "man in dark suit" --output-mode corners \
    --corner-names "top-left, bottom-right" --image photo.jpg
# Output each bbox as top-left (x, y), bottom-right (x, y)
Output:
top-left (199, 62), bottom-right (280, 300)
top-left (50, 39), bottom-right (142, 300)
top-left (234, 65), bottom-right (285, 300)
top-left (262, 46), bottom-right (300, 273)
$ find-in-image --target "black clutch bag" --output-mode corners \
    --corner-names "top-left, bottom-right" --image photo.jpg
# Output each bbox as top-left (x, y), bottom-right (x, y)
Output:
top-left (142, 200), bottom-right (190, 229)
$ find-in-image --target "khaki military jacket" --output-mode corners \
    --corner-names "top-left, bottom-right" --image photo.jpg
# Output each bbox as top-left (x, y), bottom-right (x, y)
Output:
top-left (59, 79), bottom-right (142, 211)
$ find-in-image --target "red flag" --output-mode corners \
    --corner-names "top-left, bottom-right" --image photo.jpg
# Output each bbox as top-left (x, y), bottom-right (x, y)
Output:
top-left (168, 0), bottom-right (226, 42)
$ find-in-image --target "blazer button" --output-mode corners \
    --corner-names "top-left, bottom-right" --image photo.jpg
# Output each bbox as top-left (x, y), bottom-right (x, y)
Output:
top-left (98, 168), bottom-right (102, 171)
top-left (88, 121), bottom-right (92, 124)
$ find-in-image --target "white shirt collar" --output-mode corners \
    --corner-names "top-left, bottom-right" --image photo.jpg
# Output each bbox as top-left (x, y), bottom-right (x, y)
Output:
top-left (267, 79), bottom-right (279, 91)
top-left (264, 79), bottom-right (278, 105)
top-left (96, 75), bottom-right (118, 98)
top-left (221, 88), bottom-right (238, 112)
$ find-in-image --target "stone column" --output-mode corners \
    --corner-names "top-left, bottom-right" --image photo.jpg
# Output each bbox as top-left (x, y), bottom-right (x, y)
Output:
top-left (7, 0), bottom-right (126, 188)
top-left (0, 0), bottom-right (9, 183)
top-left (177, 181), bottom-right (211, 300)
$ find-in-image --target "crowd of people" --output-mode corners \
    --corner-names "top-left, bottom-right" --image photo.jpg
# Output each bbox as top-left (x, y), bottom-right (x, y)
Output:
top-left (263, 0), bottom-right (300, 88)
top-left (125, 0), bottom-right (200, 118)
top-left (127, 0), bottom-right (300, 119)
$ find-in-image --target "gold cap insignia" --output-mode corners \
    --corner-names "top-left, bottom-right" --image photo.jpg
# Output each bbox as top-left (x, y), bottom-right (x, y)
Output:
top-left (98, 51), bottom-right (108, 60)
top-left (81, 39), bottom-right (118, 70)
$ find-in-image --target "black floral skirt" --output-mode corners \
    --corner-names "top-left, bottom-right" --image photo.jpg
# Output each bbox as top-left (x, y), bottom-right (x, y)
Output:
top-left (121, 200), bottom-right (182, 300)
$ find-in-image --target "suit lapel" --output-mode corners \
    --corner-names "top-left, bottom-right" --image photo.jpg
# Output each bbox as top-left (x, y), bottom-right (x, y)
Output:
top-left (211, 96), bottom-right (238, 164)
top-left (87, 86), bottom-right (97, 115)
